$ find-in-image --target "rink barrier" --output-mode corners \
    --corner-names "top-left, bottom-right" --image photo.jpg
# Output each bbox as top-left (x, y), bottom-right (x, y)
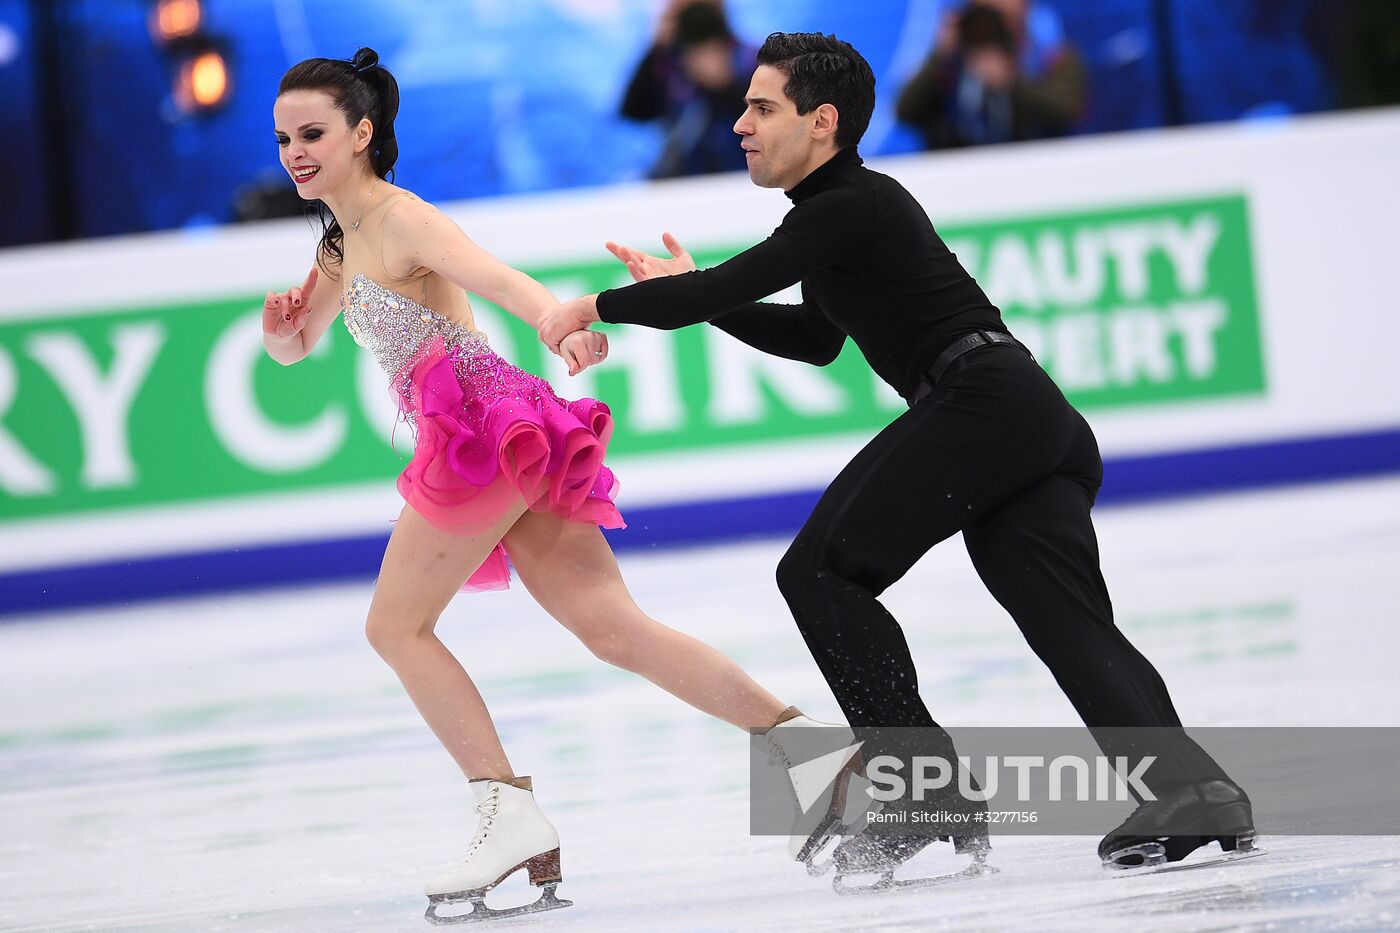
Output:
top-left (4, 424), bottom-right (1399, 619)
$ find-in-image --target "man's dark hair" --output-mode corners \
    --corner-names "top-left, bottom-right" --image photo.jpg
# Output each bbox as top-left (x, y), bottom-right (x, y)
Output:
top-left (756, 32), bottom-right (875, 149)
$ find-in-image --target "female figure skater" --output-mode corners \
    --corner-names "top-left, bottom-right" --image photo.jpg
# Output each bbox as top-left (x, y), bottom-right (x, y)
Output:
top-left (266, 48), bottom-right (817, 922)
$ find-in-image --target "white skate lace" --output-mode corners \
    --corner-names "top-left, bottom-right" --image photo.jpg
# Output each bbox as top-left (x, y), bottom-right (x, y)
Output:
top-left (459, 786), bottom-right (500, 861)
top-left (766, 736), bottom-right (793, 770)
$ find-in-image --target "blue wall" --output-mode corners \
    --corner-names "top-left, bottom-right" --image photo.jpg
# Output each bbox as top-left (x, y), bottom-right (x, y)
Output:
top-left (0, 0), bottom-right (55, 245)
top-left (4, 0), bottom-right (1337, 244)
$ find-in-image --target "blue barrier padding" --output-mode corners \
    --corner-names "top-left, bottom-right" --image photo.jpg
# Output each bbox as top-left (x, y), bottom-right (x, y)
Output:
top-left (4, 426), bottom-right (1399, 619)
top-left (1096, 427), bottom-right (1400, 502)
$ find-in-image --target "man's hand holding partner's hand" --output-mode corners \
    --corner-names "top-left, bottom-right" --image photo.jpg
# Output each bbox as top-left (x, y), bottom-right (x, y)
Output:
top-left (538, 294), bottom-right (601, 353)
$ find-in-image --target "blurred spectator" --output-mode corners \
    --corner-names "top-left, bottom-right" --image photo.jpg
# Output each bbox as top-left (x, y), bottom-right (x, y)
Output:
top-left (620, 0), bottom-right (754, 178)
top-left (231, 170), bottom-right (307, 223)
top-left (896, 0), bottom-right (1086, 149)
top-left (1335, 0), bottom-right (1400, 108)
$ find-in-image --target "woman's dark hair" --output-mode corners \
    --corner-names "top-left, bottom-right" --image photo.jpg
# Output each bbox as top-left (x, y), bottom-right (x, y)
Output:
top-left (278, 47), bottom-right (400, 270)
top-left (756, 33), bottom-right (875, 150)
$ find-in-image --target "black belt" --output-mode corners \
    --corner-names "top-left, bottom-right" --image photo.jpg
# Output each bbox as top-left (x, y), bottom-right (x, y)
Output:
top-left (910, 330), bottom-right (1026, 405)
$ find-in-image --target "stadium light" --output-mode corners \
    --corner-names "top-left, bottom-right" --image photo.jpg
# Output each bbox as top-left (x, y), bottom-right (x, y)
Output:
top-left (175, 47), bottom-right (230, 113)
top-left (149, 1), bottom-right (232, 116)
top-left (151, 0), bottom-right (203, 43)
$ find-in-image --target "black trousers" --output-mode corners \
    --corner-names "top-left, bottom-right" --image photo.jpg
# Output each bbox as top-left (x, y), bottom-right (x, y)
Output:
top-left (777, 343), bottom-right (1227, 792)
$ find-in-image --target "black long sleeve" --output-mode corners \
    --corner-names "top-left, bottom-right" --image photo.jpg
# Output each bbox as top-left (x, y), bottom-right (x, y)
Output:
top-left (710, 300), bottom-right (847, 366)
top-left (597, 181), bottom-right (871, 329)
top-left (597, 146), bottom-right (1006, 401)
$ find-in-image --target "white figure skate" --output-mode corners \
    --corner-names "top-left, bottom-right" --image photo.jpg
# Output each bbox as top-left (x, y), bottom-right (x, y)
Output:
top-left (423, 778), bottom-right (571, 924)
top-left (763, 712), bottom-right (881, 875)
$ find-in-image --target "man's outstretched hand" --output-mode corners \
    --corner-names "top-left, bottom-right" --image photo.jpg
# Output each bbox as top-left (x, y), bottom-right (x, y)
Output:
top-left (538, 294), bottom-right (601, 353)
top-left (605, 231), bottom-right (696, 282)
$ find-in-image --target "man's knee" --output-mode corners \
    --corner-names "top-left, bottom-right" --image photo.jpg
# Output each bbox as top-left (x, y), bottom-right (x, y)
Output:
top-left (778, 537), bottom-right (882, 609)
top-left (776, 539), bottom-right (821, 603)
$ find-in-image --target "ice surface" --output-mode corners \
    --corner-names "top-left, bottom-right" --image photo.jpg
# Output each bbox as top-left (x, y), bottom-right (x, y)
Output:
top-left (3, 477), bottom-right (1399, 931)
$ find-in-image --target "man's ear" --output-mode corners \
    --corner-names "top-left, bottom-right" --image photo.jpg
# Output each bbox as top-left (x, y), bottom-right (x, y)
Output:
top-left (811, 102), bottom-right (841, 143)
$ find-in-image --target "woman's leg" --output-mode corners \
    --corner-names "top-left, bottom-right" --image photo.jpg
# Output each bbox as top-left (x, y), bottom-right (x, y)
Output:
top-left (501, 510), bottom-right (787, 731)
top-left (366, 499), bottom-right (528, 780)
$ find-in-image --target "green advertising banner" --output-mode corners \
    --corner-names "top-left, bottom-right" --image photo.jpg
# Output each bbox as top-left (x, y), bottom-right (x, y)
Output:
top-left (951, 194), bottom-right (1265, 408)
top-left (0, 195), bottom-right (1262, 523)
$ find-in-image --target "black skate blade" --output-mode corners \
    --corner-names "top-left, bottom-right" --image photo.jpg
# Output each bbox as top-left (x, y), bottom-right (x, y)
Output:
top-left (1105, 835), bottom-right (1266, 878)
top-left (833, 854), bottom-right (998, 896)
top-left (425, 882), bottom-right (573, 924)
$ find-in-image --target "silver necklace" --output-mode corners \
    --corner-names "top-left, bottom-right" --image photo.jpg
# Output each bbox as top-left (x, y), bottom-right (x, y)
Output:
top-left (349, 180), bottom-right (378, 232)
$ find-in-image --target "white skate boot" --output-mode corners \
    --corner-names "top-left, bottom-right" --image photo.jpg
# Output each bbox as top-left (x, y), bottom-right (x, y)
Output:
top-left (762, 709), bottom-right (881, 875)
top-left (423, 777), bottom-right (571, 924)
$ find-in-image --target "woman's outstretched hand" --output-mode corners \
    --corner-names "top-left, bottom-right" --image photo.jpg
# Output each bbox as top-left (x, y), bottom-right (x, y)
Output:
top-left (263, 267), bottom-right (318, 339)
top-left (605, 231), bottom-right (695, 282)
top-left (559, 329), bottom-right (609, 376)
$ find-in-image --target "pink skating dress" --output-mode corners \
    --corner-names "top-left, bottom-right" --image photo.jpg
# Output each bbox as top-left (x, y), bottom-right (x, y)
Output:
top-left (341, 273), bottom-right (624, 591)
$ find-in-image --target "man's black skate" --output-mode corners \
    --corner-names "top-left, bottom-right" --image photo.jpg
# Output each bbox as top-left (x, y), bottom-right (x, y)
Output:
top-left (828, 826), bottom-right (996, 895)
top-left (1099, 779), bottom-right (1264, 875)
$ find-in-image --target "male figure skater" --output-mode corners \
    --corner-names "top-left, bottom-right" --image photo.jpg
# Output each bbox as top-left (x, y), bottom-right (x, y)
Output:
top-left (539, 32), bottom-right (1257, 883)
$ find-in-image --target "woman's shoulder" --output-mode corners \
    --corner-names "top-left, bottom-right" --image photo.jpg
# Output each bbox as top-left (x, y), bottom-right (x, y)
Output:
top-left (381, 187), bottom-right (456, 236)
top-left (380, 185), bottom-right (436, 215)
top-left (377, 187), bottom-right (455, 279)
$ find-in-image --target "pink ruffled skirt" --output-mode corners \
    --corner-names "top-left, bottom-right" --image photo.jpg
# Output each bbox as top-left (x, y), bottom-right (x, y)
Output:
top-left (392, 337), bottom-right (624, 591)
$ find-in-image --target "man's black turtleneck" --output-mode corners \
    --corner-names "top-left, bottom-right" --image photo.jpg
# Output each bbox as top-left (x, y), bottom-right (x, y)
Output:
top-left (595, 145), bottom-right (1007, 401)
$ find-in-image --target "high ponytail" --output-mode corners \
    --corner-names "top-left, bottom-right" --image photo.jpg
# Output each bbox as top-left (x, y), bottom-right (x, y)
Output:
top-left (278, 47), bottom-right (402, 271)
top-left (348, 47), bottom-right (400, 182)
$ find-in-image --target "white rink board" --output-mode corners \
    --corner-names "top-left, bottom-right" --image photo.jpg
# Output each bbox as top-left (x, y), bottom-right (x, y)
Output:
top-left (2, 109), bottom-right (1399, 570)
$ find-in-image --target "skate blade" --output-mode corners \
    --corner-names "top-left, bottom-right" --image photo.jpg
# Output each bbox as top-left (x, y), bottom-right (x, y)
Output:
top-left (425, 882), bottom-right (572, 924)
top-left (804, 832), bottom-right (841, 878)
top-left (832, 854), bottom-right (998, 896)
top-left (795, 812), bottom-right (841, 875)
top-left (1105, 835), bottom-right (1266, 878)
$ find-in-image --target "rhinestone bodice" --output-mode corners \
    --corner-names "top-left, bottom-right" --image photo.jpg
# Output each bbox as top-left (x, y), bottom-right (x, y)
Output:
top-left (341, 273), bottom-right (491, 376)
